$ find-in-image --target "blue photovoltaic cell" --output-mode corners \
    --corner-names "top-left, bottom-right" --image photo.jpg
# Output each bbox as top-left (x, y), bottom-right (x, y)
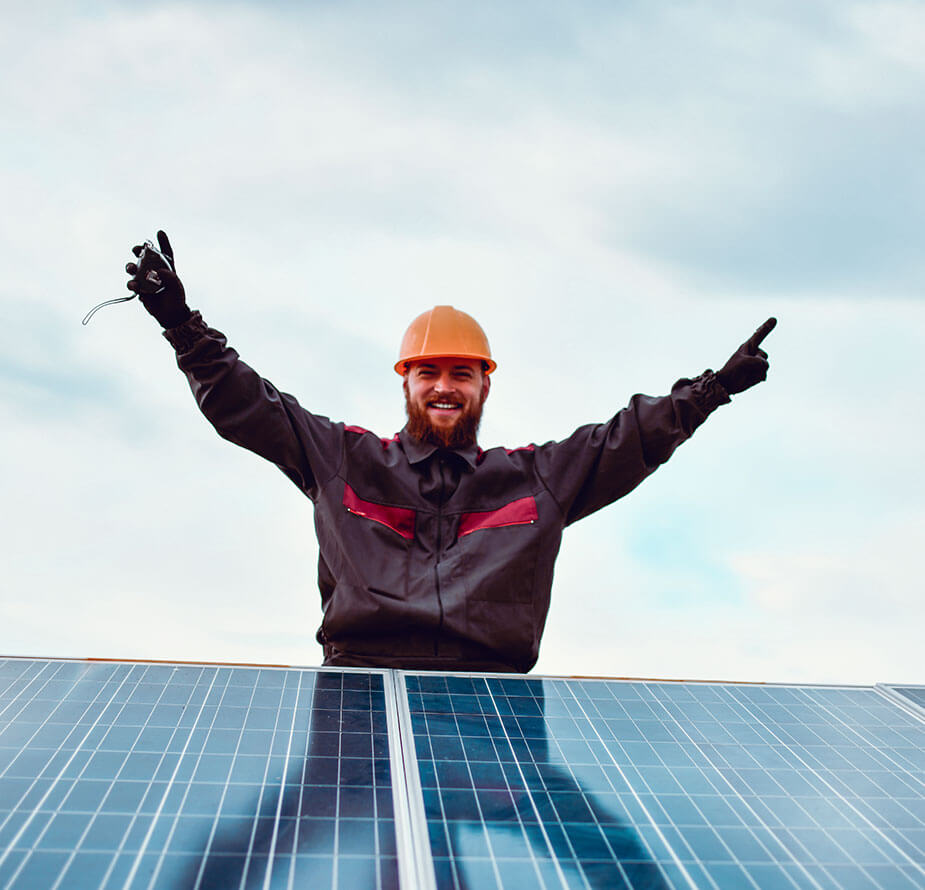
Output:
top-left (0, 659), bottom-right (397, 890)
top-left (404, 675), bottom-right (925, 890)
top-left (893, 688), bottom-right (925, 714)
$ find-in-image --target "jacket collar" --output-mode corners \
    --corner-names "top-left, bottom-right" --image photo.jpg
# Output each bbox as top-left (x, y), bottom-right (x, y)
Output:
top-left (399, 427), bottom-right (480, 469)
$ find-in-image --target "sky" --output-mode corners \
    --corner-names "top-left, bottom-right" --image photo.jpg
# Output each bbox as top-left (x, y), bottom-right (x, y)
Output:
top-left (1, 0), bottom-right (923, 685)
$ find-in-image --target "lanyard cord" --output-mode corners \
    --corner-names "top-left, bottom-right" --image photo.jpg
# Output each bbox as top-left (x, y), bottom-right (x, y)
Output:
top-left (82, 282), bottom-right (166, 325)
top-left (81, 294), bottom-right (137, 325)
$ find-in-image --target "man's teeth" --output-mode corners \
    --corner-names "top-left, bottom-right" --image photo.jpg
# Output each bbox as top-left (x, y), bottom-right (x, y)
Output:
top-left (431, 402), bottom-right (459, 409)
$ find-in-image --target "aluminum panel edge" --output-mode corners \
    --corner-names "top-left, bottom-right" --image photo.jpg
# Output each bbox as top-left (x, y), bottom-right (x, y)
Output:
top-left (874, 683), bottom-right (925, 721)
top-left (389, 671), bottom-right (437, 890)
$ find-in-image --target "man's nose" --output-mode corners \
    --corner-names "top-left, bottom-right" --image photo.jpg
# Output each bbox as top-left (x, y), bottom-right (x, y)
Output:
top-left (434, 375), bottom-right (454, 392)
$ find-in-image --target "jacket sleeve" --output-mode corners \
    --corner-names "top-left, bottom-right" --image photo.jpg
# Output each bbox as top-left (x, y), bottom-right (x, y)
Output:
top-left (533, 372), bottom-right (730, 526)
top-left (163, 311), bottom-right (343, 500)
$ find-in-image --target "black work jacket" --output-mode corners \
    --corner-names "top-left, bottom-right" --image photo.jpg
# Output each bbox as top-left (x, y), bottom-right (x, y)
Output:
top-left (166, 312), bottom-right (730, 673)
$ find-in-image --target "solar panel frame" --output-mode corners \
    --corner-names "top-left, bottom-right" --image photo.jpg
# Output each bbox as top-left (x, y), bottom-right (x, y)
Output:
top-left (879, 685), bottom-right (925, 720)
top-left (385, 666), bottom-right (423, 890)
top-left (392, 672), bottom-right (438, 890)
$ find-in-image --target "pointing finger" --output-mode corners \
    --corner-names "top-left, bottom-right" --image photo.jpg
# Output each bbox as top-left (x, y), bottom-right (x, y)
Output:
top-left (157, 230), bottom-right (173, 263)
top-left (746, 317), bottom-right (777, 353)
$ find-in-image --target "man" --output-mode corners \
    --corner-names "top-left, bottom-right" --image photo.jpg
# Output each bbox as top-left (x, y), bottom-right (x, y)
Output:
top-left (127, 231), bottom-right (775, 673)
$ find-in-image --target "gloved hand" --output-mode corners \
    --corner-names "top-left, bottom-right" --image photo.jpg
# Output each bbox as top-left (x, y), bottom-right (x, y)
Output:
top-left (125, 230), bottom-right (191, 329)
top-left (716, 317), bottom-right (777, 395)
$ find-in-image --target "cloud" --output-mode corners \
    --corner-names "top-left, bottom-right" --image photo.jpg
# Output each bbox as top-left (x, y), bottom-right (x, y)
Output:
top-left (1, 1), bottom-right (922, 685)
top-left (8, 0), bottom-right (921, 310)
top-left (538, 514), bottom-right (925, 685)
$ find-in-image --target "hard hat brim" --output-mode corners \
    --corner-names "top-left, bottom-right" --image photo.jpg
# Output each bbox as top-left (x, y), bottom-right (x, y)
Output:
top-left (394, 353), bottom-right (497, 376)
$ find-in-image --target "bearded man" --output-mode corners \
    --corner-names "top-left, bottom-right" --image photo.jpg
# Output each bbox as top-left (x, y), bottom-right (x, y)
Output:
top-left (127, 231), bottom-right (775, 673)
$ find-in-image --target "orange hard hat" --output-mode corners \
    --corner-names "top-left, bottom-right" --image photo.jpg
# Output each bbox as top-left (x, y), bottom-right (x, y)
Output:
top-left (394, 305), bottom-right (496, 375)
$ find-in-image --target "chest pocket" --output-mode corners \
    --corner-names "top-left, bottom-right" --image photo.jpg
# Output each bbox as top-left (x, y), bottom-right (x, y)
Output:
top-left (343, 483), bottom-right (415, 539)
top-left (458, 496), bottom-right (539, 604)
top-left (458, 495), bottom-right (538, 537)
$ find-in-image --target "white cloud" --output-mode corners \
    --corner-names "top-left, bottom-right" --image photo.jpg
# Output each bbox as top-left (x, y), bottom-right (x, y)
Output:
top-left (537, 517), bottom-right (925, 685)
top-left (845, 1), bottom-right (925, 79)
top-left (732, 520), bottom-right (923, 618)
top-left (1, 1), bottom-right (922, 684)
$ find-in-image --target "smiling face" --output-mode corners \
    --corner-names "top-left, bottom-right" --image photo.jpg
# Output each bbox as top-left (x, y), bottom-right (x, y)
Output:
top-left (403, 357), bottom-right (491, 448)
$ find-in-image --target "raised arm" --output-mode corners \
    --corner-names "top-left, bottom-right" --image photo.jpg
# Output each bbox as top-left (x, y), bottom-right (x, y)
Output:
top-left (534, 319), bottom-right (777, 525)
top-left (126, 231), bottom-right (343, 500)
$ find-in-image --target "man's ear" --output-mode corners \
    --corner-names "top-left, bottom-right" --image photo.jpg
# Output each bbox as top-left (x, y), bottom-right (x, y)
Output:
top-left (481, 373), bottom-right (491, 402)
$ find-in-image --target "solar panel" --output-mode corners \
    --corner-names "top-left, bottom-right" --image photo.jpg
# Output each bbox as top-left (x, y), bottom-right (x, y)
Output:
top-left (0, 659), bottom-right (399, 890)
top-left (402, 674), bottom-right (925, 890)
top-left (3, 660), bottom-right (924, 890)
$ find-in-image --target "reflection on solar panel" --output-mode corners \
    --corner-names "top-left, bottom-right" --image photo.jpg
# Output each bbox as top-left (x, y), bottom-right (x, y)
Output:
top-left (0, 659), bottom-right (397, 890)
top-left (2, 659), bottom-right (924, 890)
top-left (403, 674), bottom-right (925, 890)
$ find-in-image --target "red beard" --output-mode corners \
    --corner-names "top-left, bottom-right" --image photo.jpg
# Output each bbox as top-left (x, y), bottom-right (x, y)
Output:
top-left (404, 393), bottom-right (484, 449)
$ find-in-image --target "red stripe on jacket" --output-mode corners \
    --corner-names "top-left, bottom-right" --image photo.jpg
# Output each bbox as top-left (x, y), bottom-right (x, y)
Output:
top-left (458, 496), bottom-right (538, 538)
top-left (343, 484), bottom-right (415, 540)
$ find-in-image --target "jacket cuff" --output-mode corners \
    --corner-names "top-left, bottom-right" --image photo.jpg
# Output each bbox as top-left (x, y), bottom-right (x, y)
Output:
top-left (693, 369), bottom-right (732, 415)
top-left (162, 310), bottom-right (208, 354)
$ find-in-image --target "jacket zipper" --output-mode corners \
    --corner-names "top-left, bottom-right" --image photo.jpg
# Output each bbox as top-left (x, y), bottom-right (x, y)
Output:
top-left (344, 505), bottom-right (409, 539)
top-left (458, 518), bottom-right (535, 537)
top-left (434, 459), bottom-right (446, 656)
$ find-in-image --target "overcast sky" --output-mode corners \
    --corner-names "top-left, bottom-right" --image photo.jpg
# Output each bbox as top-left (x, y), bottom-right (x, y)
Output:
top-left (2, 0), bottom-right (923, 685)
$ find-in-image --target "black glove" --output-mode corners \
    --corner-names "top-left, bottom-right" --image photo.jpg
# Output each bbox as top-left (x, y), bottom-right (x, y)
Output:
top-left (126, 230), bottom-right (192, 329)
top-left (716, 317), bottom-right (777, 395)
